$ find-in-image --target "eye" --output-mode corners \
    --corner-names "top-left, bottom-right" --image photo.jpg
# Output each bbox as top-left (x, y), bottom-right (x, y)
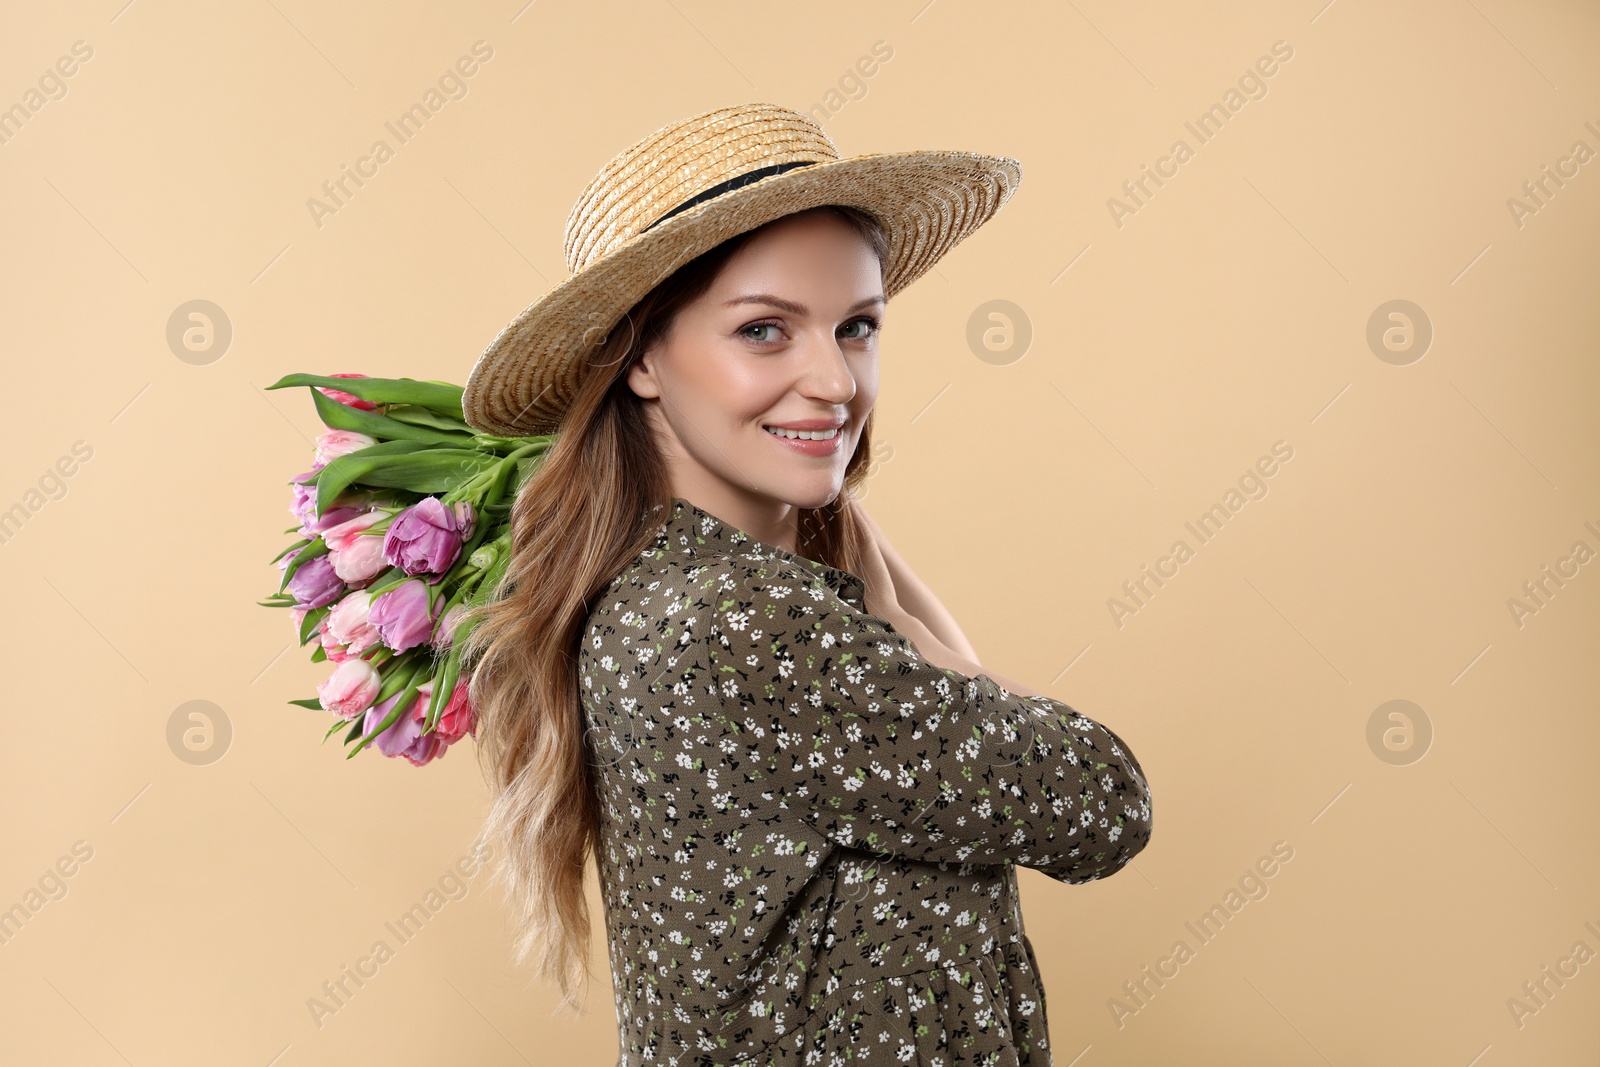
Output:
top-left (738, 316), bottom-right (883, 346)
top-left (739, 321), bottom-right (783, 344)
top-left (840, 315), bottom-right (883, 341)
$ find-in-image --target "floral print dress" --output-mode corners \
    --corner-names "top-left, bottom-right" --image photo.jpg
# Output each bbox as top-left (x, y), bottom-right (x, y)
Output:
top-left (580, 497), bottom-right (1154, 1066)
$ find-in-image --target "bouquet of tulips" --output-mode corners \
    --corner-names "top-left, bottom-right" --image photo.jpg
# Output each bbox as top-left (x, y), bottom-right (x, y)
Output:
top-left (259, 372), bottom-right (548, 766)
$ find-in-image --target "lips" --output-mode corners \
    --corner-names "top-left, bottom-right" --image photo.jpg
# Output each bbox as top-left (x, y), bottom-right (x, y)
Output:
top-left (763, 421), bottom-right (844, 455)
top-left (763, 425), bottom-right (841, 441)
top-left (762, 419), bottom-right (846, 433)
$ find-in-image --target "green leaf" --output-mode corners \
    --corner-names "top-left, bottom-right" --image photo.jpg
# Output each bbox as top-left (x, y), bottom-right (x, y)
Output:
top-left (271, 538), bottom-right (310, 565)
top-left (309, 387), bottom-right (477, 448)
top-left (448, 606), bottom-right (481, 651)
top-left (289, 697), bottom-right (325, 711)
top-left (298, 604), bottom-right (331, 644)
top-left (317, 449), bottom-right (501, 515)
top-left (513, 454), bottom-right (541, 494)
top-left (423, 646), bottom-right (463, 731)
top-left (374, 655), bottom-right (431, 706)
top-left (344, 438), bottom-right (440, 458)
top-left (384, 405), bottom-right (471, 433)
top-left (264, 372), bottom-right (466, 418)
top-left (362, 566), bottom-right (414, 601)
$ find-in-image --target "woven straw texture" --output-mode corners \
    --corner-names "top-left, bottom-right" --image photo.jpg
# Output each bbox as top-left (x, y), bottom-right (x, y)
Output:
top-left (462, 102), bottom-right (1021, 437)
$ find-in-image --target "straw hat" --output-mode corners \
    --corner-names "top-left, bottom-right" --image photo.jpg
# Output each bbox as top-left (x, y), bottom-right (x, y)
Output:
top-left (461, 102), bottom-right (1022, 438)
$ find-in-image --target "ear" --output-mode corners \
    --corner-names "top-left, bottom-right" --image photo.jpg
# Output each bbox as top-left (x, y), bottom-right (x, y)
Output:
top-left (626, 339), bottom-right (664, 400)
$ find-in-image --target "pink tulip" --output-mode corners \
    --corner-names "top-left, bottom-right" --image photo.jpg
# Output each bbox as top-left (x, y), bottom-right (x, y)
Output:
top-left (322, 589), bottom-right (380, 660)
top-left (318, 658), bottom-right (381, 720)
top-left (323, 510), bottom-right (390, 584)
top-left (435, 681), bottom-right (477, 744)
top-left (313, 430), bottom-right (377, 469)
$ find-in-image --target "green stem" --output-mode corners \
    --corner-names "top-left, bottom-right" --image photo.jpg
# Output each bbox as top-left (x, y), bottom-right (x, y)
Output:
top-left (423, 649), bottom-right (464, 732)
top-left (350, 659), bottom-right (432, 757)
top-left (372, 655), bottom-right (429, 707)
top-left (471, 433), bottom-right (551, 453)
top-left (443, 442), bottom-right (543, 507)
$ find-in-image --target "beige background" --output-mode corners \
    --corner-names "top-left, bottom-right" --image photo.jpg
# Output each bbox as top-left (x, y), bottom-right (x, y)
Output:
top-left (2, 0), bottom-right (1597, 1063)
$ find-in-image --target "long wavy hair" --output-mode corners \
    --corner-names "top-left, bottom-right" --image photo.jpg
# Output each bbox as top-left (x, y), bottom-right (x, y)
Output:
top-left (457, 203), bottom-right (890, 1014)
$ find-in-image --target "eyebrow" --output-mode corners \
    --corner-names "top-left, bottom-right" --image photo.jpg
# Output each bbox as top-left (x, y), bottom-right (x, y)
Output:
top-left (721, 293), bottom-right (885, 316)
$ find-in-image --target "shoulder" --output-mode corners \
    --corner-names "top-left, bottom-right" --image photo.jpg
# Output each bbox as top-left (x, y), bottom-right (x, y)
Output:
top-left (613, 533), bottom-right (843, 602)
top-left (585, 547), bottom-right (806, 639)
top-left (594, 547), bottom-right (848, 641)
top-left (704, 556), bottom-right (868, 677)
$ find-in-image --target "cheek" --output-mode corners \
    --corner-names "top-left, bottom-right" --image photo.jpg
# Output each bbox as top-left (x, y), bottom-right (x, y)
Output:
top-left (853, 369), bottom-right (880, 413)
top-left (854, 352), bottom-right (880, 397)
top-left (717, 360), bottom-right (794, 420)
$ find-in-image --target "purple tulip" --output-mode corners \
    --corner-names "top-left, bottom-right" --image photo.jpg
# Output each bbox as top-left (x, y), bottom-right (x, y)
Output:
top-left (383, 497), bottom-right (475, 580)
top-left (289, 467), bottom-right (363, 539)
top-left (367, 579), bottom-right (437, 652)
top-left (288, 554), bottom-right (344, 610)
top-left (364, 687), bottom-right (420, 757)
top-left (363, 681), bottom-right (445, 766)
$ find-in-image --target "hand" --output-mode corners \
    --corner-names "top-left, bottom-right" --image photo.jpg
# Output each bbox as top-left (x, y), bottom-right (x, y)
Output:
top-left (847, 492), bottom-right (981, 663)
top-left (842, 490), bottom-right (900, 619)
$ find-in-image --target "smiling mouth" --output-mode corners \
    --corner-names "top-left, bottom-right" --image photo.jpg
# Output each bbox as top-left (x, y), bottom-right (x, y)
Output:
top-left (762, 425), bottom-right (842, 441)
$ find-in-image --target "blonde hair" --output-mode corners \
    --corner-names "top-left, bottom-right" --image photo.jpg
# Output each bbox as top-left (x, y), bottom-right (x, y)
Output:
top-left (456, 204), bottom-right (890, 1013)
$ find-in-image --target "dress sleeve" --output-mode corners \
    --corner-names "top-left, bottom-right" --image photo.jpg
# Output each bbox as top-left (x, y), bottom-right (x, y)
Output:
top-left (702, 558), bottom-right (1154, 883)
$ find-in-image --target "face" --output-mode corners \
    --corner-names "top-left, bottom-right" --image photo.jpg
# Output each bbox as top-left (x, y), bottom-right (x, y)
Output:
top-left (626, 209), bottom-right (883, 551)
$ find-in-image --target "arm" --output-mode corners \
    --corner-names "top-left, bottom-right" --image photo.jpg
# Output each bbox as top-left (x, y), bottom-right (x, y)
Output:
top-left (704, 557), bottom-right (1154, 883)
top-left (879, 606), bottom-right (1046, 699)
top-left (847, 493), bottom-right (1040, 694)
top-left (851, 500), bottom-right (981, 662)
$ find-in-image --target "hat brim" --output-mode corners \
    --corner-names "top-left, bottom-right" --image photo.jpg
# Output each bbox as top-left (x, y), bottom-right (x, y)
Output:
top-left (462, 148), bottom-right (1021, 437)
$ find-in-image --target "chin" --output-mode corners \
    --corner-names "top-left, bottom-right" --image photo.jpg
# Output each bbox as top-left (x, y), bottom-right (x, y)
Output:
top-left (768, 480), bottom-right (843, 513)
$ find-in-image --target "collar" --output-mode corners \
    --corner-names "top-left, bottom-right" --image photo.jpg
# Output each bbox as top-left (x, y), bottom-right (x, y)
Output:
top-left (656, 495), bottom-right (866, 607)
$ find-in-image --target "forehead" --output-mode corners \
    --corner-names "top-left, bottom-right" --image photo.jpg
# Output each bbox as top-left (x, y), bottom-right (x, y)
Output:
top-left (705, 214), bottom-right (884, 303)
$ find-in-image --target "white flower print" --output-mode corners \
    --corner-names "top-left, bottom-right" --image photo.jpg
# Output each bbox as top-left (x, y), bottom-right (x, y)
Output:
top-left (577, 497), bottom-right (1151, 1065)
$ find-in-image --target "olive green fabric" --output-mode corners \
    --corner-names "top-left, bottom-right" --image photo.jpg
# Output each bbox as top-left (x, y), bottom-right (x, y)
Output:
top-left (580, 496), bottom-right (1154, 1065)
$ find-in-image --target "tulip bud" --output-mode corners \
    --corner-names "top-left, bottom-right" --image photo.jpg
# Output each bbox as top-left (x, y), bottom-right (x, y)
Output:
top-left (469, 542), bottom-right (498, 571)
top-left (314, 429), bottom-right (378, 469)
top-left (318, 658), bottom-right (382, 720)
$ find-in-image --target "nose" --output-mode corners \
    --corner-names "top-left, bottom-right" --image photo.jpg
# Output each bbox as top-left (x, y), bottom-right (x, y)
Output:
top-left (794, 329), bottom-right (858, 406)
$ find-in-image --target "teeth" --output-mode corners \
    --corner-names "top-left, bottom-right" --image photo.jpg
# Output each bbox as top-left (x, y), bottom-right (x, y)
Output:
top-left (765, 426), bottom-right (839, 441)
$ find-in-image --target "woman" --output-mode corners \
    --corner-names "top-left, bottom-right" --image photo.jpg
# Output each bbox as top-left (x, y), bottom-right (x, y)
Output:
top-left (457, 103), bottom-right (1153, 1066)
